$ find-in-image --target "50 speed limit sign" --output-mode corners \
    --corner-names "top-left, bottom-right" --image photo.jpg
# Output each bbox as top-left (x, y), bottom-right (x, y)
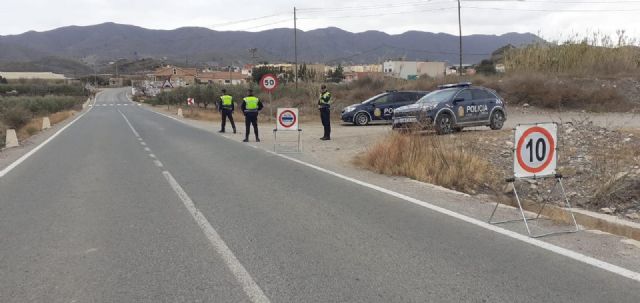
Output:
top-left (514, 123), bottom-right (558, 178)
top-left (260, 74), bottom-right (278, 93)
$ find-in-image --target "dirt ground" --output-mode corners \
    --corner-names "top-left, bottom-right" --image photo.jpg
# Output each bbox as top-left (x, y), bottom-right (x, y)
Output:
top-left (149, 104), bottom-right (640, 222)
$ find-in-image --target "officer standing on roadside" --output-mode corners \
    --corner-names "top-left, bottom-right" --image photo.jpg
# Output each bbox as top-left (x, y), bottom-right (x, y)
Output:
top-left (318, 84), bottom-right (332, 140)
top-left (241, 89), bottom-right (263, 142)
top-left (218, 89), bottom-right (236, 134)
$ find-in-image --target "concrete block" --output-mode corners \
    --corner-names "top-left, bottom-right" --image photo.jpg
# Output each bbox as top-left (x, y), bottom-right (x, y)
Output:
top-left (42, 117), bottom-right (51, 130)
top-left (177, 108), bottom-right (184, 118)
top-left (5, 129), bottom-right (19, 148)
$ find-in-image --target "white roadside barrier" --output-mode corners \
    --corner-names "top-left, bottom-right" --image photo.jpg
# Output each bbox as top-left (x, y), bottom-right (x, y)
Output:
top-left (42, 117), bottom-right (51, 130)
top-left (177, 108), bottom-right (184, 118)
top-left (5, 129), bottom-right (19, 148)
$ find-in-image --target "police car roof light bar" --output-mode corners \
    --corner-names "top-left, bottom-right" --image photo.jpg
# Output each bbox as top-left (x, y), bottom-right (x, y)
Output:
top-left (438, 82), bottom-right (472, 89)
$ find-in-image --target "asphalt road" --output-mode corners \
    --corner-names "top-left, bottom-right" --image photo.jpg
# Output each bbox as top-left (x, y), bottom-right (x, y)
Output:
top-left (1, 88), bottom-right (638, 302)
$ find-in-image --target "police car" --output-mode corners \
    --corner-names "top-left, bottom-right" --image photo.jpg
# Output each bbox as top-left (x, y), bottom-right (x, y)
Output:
top-left (341, 90), bottom-right (429, 126)
top-left (392, 83), bottom-right (506, 134)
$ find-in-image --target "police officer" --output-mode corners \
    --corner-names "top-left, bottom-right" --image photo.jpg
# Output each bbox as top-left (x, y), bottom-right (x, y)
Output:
top-left (241, 89), bottom-right (263, 142)
top-left (218, 89), bottom-right (236, 133)
top-left (318, 84), bottom-right (332, 140)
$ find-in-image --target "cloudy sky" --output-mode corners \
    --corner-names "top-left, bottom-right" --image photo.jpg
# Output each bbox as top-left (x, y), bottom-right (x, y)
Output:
top-left (2, 0), bottom-right (640, 42)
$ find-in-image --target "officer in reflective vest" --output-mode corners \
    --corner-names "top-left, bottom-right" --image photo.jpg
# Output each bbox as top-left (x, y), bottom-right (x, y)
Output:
top-left (318, 84), bottom-right (332, 140)
top-left (218, 89), bottom-right (236, 134)
top-left (241, 89), bottom-right (263, 142)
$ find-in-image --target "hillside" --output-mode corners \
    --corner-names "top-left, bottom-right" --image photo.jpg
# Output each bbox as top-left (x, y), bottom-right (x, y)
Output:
top-left (0, 23), bottom-right (542, 75)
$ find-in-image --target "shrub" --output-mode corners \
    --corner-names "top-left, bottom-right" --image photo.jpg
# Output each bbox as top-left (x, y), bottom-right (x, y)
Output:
top-left (2, 106), bottom-right (32, 129)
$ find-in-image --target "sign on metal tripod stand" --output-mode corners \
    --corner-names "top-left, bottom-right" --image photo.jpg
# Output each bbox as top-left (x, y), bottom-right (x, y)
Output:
top-left (488, 122), bottom-right (579, 238)
top-left (273, 108), bottom-right (302, 153)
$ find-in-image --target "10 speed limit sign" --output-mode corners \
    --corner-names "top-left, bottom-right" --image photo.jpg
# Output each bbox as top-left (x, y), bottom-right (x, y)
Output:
top-left (514, 123), bottom-right (558, 178)
top-left (260, 74), bottom-right (278, 93)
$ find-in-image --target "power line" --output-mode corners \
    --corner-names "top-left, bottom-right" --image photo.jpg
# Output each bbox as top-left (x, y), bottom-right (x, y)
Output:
top-left (463, 6), bottom-right (640, 11)
top-left (298, 0), bottom-right (453, 13)
top-left (210, 13), bottom-right (289, 29)
top-left (299, 6), bottom-right (458, 20)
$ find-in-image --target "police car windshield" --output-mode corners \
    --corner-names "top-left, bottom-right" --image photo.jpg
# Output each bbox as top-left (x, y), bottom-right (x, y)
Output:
top-left (417, 89), bottom-right (458, 104)
top-left (362, 93), bottom-right (387, 104)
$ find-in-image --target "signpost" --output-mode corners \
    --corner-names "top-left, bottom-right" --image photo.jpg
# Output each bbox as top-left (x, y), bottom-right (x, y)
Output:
top-left (489, 123), bottom-right (579, 238)
top-left (273, 108), bottom-right (302, 152)
top-left (260, 74), bottom-right (278, 121)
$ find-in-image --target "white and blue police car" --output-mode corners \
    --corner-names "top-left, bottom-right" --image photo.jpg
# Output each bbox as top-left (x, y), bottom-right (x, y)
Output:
top-left (392, 82), bottom-right (507, 134)
top-left (341, 90), bottom-right (429, 126)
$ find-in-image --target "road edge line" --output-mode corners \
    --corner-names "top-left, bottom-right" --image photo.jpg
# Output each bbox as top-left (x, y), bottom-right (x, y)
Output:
top-left (266, 150), bottom-right (640, 283)
top-left (0, 93), bottom-right (97, 178)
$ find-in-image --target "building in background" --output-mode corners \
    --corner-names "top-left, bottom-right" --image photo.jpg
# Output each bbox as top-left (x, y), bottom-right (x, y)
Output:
top-left (197, 72), bottom-right (248, 85)
top-left (383, 61), bottom-right (446, 79)
top-left (151, 66), bottom-right (197, 87)
top-left (0, 71), bottom-right (68, 81)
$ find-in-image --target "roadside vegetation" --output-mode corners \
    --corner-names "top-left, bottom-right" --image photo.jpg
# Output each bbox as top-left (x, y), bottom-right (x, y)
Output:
top-left (1, 80), bottom-right (88, 148)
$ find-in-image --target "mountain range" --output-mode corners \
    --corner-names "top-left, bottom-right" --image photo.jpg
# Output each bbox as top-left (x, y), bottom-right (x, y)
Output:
top-left (0, 23), bottom-right (542, 75)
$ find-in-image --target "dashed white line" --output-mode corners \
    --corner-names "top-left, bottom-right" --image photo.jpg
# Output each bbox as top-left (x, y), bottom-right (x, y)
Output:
top-left (162, 171), bottom-right (270, 303)
top-left (140, 142), bottom-right (147, 146)
top-left (144, 147), bottom-right (151, 152)
top-left (149, 154), bottom-right (157, 159)
top-left (153, 160), bottom-right (164, 168)
top-left (117, 109), bottom-right (140, 137)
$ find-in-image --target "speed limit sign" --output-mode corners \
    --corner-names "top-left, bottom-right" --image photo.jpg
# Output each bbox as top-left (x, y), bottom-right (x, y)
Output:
top-left (514, 123), bottom-right (558, 178)
top-left (260, 74), bottom-right (278, 92)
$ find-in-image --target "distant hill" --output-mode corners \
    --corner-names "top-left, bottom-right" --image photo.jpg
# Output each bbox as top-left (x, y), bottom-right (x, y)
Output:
top-left (0, 23), bottom-right (542, 75)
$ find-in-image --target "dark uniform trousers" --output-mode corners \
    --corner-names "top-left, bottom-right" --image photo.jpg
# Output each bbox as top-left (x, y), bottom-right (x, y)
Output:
top-left (244, 112), bottom-right (259, 139)
top-left (221, 108), bottom-right (236, 131)
top-left (320, 107), bottom-right (331, 139)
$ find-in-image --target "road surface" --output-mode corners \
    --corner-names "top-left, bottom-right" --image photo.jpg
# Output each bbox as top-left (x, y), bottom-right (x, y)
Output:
top-left (1, 88), bottom-right (638, 302)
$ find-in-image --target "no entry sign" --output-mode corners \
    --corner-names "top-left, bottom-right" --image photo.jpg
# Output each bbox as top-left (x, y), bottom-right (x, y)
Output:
top-left (514, 123), bottom-right (558, 178)
top-left (260, 74), bottom-right (278, 92)
top-left (276, 108), bottom-right (299, 131)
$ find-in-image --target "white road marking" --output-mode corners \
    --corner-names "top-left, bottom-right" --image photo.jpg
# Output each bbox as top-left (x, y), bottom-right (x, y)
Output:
top-left (267, 150), bottom-right (640, 283)
top-left (149, 154), bottom-right (157, 159)
top-left (163, 171), bottom-right (270, 303)
top-left (0, 92), bottom-right (99, 178)
top-left (118, 108), bottom-right (270, 302)
top-left (117, 109), bottom-right (140, 137)
top-left (140, 142), bottom-right (147, 146)
top-left (141, 101), bottom-right (640, 282)
top-left (144, 147), bottom-right (151, 152)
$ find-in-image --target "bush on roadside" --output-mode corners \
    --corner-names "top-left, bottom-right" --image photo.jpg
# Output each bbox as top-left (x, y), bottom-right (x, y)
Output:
top-left (2, 106), bottom-right (32, 129)
top-left (355, 132), bottom-right (500, 193)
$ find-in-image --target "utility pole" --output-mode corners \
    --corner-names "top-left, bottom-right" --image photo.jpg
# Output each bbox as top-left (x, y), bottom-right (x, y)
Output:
top-left (228, 65), bottom-right (232, 85)
top-left (458, 0), bottom-right (463, 76)
top-left (294, 6), bottom-right (298, 89)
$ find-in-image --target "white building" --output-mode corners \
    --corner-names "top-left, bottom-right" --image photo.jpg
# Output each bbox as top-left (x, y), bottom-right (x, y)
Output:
top-left (383, 61), bottom-right (446, 79)
top-left (0, 71), bottom-right (67, 80)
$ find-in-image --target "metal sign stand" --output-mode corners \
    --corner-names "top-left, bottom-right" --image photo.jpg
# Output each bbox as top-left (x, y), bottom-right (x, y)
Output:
top-left (488, 174), bottom-right (579, 238)
top-left (273, 128), bottom-right (303, 153)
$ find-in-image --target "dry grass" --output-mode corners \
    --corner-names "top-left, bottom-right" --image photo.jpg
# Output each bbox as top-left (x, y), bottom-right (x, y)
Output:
top-left (355, 132), bottom-right (500, 194)
top-left (504, 32), bottom-right (640, 76)
top-left (14, 110), bottom-right (75, 141)
top-left (50, 111), bottom-right (74, 124)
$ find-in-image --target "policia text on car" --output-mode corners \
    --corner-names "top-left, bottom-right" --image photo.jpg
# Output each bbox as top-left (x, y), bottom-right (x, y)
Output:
top-left (218, 89), bottom-right (236, 134)
top-left (241, 89), bottom-right (264, 142)
top-left (319, 85), bottom-right (332, 140)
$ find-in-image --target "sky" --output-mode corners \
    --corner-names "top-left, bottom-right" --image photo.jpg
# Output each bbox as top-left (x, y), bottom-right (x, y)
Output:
top-left (2, 0), bottom-right (640, 43)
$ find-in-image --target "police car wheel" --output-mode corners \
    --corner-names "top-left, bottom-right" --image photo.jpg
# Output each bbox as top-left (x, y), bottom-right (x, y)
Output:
top-left (354, 113), bottom-right (370, 126)
top-left (490, 111), bottom-right (505, 130)
top-left (435, 113), bottom-right (453, 135)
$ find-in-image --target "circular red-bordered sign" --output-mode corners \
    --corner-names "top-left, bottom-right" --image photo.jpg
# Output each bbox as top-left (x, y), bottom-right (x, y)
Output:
top-left (516, 126), bottom-right (556, 174)
top-left (260, 74), bottom-right (278, 92)
top-left (278, 109), bottom-right (297, 129)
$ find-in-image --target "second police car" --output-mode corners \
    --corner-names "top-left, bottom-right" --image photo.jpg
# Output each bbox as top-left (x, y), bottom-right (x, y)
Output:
top-left (392, 82), bottom-right (507, 134)
top-left (341, 90), bottom-right (429, 126)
